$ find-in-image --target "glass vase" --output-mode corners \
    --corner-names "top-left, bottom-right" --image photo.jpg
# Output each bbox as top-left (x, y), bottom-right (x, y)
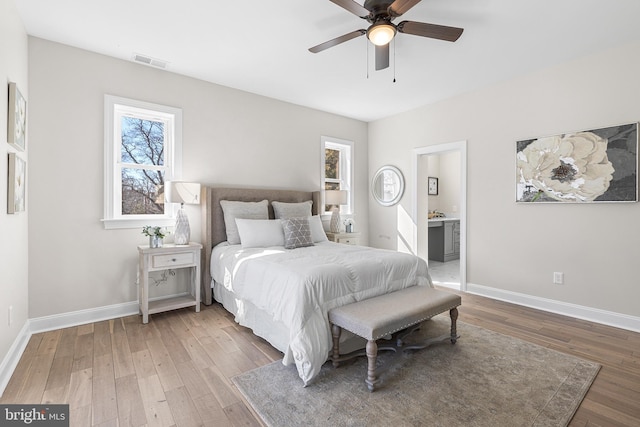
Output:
top-left (149, 236), bottom-right (163, 248)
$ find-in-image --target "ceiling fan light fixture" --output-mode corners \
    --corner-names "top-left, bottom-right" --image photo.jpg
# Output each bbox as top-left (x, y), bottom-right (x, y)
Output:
top-left (367, 22), bottom-right (396, 46)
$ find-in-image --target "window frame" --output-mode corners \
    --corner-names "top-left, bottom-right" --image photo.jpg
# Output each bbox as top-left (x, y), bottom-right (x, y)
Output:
top-left (321, 136), bottom-right (354, 215)
top-left (103, 95), bottom-right (182, 229)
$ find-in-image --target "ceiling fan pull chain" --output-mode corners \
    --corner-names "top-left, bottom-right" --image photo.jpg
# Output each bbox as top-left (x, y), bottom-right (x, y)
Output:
top-left (393, 38), bottom-right (396, 83)
top-left (366, 37), bottom-right (370, 79)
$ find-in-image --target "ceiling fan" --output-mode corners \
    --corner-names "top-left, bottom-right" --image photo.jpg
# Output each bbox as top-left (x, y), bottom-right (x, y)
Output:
top-left (309, 0), bottom-right (464, 71)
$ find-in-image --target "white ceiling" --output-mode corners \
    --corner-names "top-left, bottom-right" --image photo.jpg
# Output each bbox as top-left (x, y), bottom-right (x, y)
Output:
top-left (14, 0), bottom-right (640, 122)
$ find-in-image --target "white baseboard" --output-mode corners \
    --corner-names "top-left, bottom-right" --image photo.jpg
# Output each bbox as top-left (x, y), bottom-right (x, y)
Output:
top-left (29, 301), bottom-right (140, 334)
top-left (0, 322), bottom-right (31, 398)
top-left (466, 282), bottom-right (640, 333)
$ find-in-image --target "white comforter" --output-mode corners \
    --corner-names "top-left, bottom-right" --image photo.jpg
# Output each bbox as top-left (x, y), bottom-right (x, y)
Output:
top-left (210, 241), bottom-right (432, 385)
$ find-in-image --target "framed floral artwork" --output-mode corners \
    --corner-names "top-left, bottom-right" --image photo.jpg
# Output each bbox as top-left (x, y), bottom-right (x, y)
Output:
top-left (8, 153), bottom-right (26, 214)
top-left (8, 82), bottom-right (27, 151)
top-left (516, 123), bottom-right (638, 203)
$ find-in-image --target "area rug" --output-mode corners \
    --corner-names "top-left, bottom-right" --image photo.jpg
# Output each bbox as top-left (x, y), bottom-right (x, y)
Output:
top-left (233, 314), bottom-right (600, 427)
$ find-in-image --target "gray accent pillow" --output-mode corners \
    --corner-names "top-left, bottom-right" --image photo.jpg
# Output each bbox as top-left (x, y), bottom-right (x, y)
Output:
top-left (220, 199), bottom-right (269, 245)
top-left (272, 200), bottom-right (313, 219)
top-left (282, 217), bottom-right (315, 249)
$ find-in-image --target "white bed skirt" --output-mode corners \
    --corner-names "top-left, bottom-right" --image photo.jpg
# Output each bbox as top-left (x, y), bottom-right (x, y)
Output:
top-left (212, 279), bottom-right (290, 353)
top-left (212, 279), bottom-right (367, 362)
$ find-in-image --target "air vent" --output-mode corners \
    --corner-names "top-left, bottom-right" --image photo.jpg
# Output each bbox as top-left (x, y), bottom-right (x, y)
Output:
top-left (132, 53), bottom-right (168, 69)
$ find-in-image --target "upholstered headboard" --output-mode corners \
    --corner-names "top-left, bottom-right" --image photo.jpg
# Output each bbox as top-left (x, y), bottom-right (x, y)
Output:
top-left (200, 186), bottom-right (321, 305)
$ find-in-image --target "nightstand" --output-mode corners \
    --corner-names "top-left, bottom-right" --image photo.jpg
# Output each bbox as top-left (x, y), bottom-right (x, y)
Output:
top-left (137, 243), bottom-right (202, 323)
top-left (326, 232), bottom-right (361, 245)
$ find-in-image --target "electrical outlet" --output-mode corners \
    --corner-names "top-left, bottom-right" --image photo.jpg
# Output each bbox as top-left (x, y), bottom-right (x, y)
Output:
top-left (8, 305), bottom-right (13, 326)
top-left (553, 272), bottom-right (564, 284)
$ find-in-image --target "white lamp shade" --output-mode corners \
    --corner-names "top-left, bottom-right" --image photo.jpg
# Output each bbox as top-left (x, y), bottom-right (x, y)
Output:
top-left (165, 182), bottom-right (201, 205)
top-left (325, 190), bottom-right (348, 206)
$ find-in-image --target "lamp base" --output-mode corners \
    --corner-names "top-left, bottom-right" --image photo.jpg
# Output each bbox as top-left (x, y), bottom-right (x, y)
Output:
top-left (330, 207), bottom-right (341, 233)
top-left (174, 207), bottom-right (190, 245)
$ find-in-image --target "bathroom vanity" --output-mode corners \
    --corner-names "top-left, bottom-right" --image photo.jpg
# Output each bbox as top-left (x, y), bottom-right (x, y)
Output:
top-left (428, 219), bottom-right (460, 262)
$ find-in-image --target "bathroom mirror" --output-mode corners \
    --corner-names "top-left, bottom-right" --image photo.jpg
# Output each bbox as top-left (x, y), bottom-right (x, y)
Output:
top-left (372, 165), bottom-right (405, 206)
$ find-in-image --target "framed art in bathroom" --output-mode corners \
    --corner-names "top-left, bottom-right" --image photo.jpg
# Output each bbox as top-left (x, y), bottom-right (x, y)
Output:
top-left (428, 177), bottom-right (438, 195)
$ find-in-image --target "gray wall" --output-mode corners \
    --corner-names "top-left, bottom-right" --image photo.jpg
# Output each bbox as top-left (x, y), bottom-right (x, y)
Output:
top-left (368, 41), bottom-right (640, 318)
top-left (27, 37), bottom-right (368, 318)
top-left (0, 0), bottom-right (29, 381)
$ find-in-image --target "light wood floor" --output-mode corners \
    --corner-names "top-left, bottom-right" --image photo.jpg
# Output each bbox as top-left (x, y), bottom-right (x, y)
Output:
top-left (2, 291), bottom-right (639, 426)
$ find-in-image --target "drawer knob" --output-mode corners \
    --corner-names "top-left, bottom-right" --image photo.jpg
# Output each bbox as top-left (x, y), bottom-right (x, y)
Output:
top-left (171, 258), bottom-right (177, 262)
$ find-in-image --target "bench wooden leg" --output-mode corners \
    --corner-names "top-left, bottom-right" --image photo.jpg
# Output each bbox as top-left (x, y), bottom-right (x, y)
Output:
top-left (331, 324), bottom-right (342, 367)
top-left (450, 307), bottom-right (459, 344)
top-left (365, 340), bottom-right (378, 392)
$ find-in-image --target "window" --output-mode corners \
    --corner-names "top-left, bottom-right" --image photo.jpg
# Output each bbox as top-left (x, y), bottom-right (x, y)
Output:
top-left (321, 136), bottom-right (353, 214)
top-left (103, 95), bottom-right (182, 229)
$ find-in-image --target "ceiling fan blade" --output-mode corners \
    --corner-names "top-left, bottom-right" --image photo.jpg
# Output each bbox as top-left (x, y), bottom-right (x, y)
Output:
top-left (309, 29), bottom-right (366, 53)
top-left (388, 0), bottom-right (422, 17)
top-left (330, 0), bottom-right (370, 18)
top-left (375, 43), bottom-right (389, 70)
top-left (397, 21), bottom-right (464, 42)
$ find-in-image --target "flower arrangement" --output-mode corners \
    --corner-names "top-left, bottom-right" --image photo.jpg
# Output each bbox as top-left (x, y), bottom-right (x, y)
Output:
top-left (142, 226), bottom-right (167, 238)
top-left (143, 226), bottom-right (168, 248)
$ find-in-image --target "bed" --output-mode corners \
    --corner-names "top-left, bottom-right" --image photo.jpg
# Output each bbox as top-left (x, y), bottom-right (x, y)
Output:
top-left (200, 186), bottom-right (433, 385)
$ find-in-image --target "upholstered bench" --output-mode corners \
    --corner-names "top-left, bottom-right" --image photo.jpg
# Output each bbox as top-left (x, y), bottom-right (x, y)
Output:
top-left (328, 286), bottom-right (461, 392)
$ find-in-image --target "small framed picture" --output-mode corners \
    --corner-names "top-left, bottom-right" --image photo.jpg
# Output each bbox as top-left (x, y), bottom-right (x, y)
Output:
top-left (8, 153), bottom-right (26, 214)
top-left (428, 177), bottom-right (439, 195)
top-left (8, 82), bottom-right (27, 151)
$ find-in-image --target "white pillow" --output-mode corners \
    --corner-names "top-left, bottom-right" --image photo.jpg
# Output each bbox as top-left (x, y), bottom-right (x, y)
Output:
top-left (220, 199), bottom-right (269, 245)
top-left (235, 219), bottom-right (285, 248)
top-left (272, 200), bottom-right (313, 219)
top-left (309, 215), bottom-right (329, 242)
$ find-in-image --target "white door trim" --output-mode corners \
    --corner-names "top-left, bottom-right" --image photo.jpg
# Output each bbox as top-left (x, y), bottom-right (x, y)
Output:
top-left (412, 141), bottom-right (467, 292)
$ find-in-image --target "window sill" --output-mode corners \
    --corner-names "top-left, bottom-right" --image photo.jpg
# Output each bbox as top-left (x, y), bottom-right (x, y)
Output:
top-left (102, 217), bottom-right (175, 230)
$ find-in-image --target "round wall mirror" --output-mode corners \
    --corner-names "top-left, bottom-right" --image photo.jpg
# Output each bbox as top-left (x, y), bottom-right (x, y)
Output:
top-left (372, 165), bottom-right (405, 206)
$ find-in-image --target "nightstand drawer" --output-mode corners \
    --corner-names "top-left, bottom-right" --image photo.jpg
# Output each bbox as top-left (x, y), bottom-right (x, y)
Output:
top-left (336, 237), bottom-right (359, 245)
top-left (152, 252), bottom-right (195, 269)
top-left (327, 231), bottom-right (361, 246)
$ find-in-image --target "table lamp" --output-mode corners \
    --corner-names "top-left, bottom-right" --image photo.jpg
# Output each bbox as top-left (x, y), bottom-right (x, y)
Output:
top-left (165, 181), bottom-right (201, 245)
top-left (325, 190), bottom-right (348, 233)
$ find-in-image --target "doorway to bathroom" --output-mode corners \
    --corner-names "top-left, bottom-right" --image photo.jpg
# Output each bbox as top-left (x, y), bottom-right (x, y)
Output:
top-left (412, 141), bottom-right (467, 292)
